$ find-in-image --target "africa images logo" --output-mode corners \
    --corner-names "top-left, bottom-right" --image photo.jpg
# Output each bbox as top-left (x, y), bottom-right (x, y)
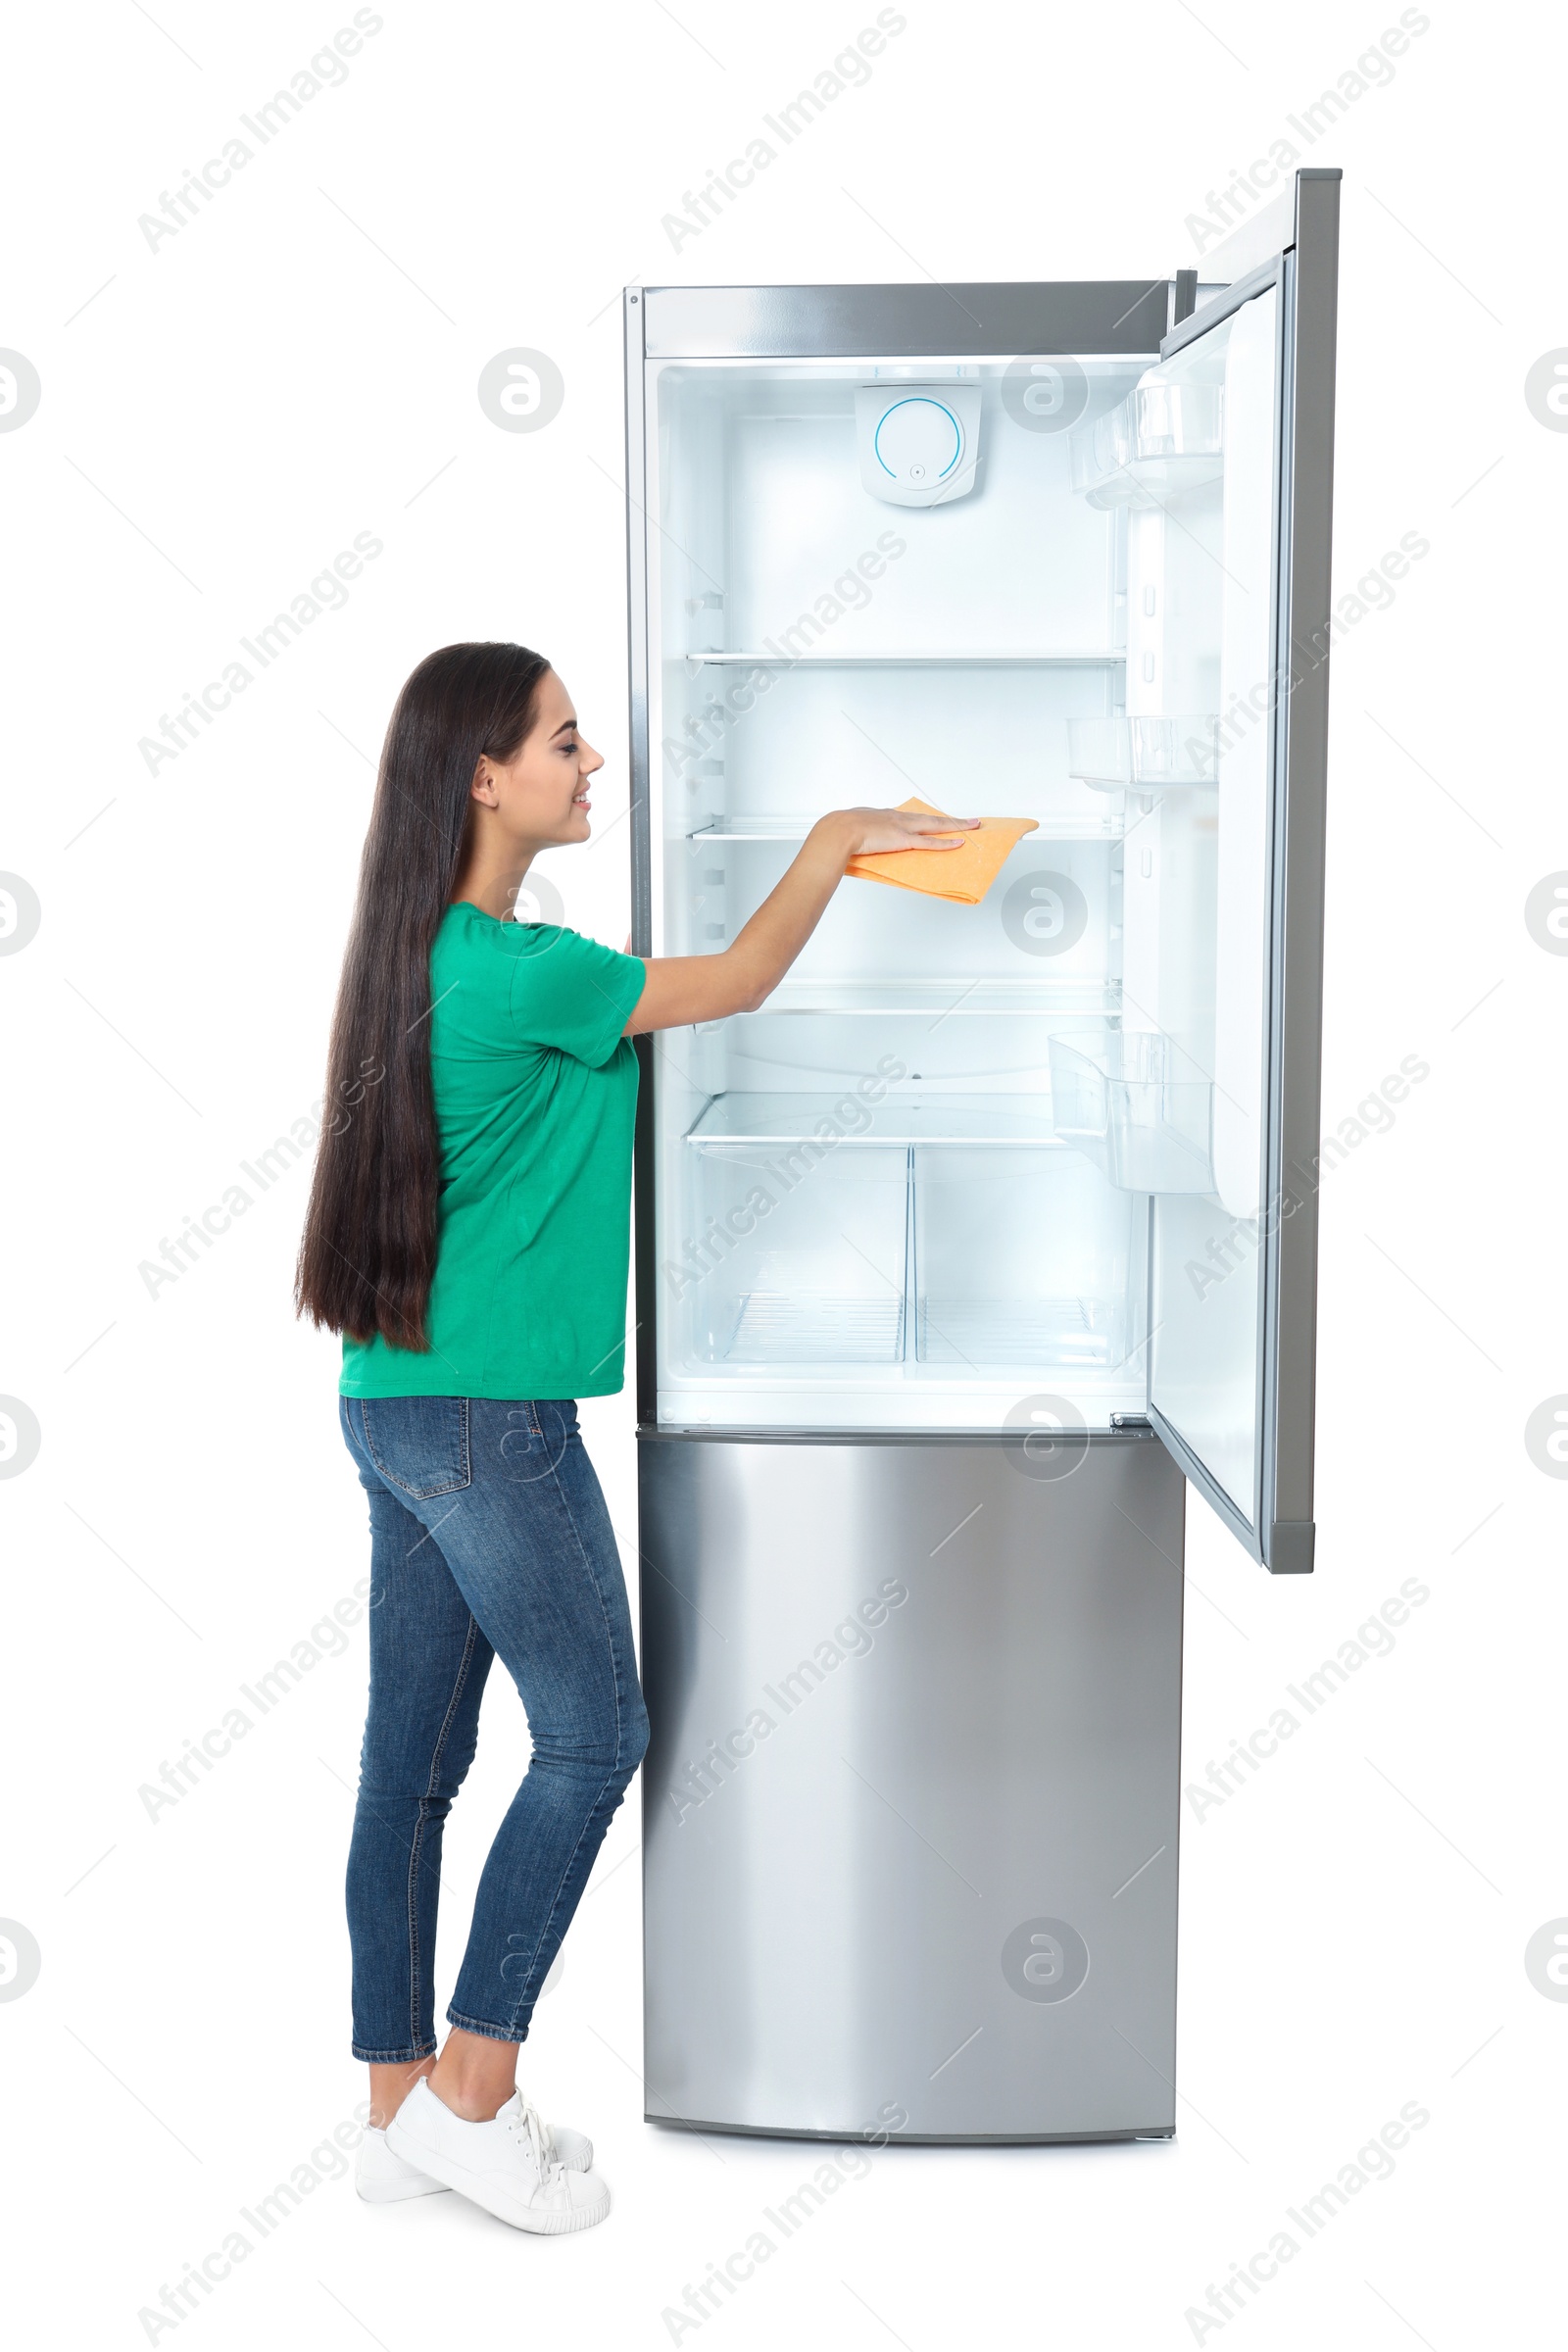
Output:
top-left (1001, 1917), bottom-right (1090, 2003)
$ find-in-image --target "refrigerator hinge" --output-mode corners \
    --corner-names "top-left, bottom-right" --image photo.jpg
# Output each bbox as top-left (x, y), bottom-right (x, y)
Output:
top-left (1110, 1413), bottom-right (1153, 1433)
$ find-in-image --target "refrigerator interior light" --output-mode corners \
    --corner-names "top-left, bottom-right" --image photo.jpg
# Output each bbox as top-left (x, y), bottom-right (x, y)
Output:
top-left (856, 382), bottom-right (982, 508)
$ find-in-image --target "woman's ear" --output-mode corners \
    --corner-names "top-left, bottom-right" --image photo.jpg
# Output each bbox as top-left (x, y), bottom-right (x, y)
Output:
top-left (470, 755), bottom-right (500, 808)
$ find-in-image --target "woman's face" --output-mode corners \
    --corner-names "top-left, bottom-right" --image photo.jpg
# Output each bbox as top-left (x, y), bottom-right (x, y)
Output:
top-left (479, 669), bottom-right (604, 850)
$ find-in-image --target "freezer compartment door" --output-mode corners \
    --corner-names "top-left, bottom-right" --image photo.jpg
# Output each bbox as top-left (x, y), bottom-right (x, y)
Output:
top-left (640, 1432), bottom-right (1184, 2143)
top-left (1143, 170), bottom-right (1339, 1575)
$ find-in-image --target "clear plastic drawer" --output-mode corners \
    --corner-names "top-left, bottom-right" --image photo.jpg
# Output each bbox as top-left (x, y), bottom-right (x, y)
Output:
top-left (677, 1142), bottom-right (908, 1365)
top-left (912, 1147), bottom-right (1137, 1369)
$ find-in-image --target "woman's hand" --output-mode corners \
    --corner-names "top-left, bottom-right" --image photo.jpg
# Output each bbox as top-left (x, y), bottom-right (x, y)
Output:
top-left (816, 807), bottom-right (980, 860)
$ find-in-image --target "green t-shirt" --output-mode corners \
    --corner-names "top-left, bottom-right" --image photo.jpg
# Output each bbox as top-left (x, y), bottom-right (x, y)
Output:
top-left (339, 903), bottom-right (646, 1401)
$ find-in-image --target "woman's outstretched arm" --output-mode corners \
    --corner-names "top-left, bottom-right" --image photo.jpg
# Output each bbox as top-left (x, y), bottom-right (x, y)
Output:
top-left (623, 804), bottom-right (974, 1035)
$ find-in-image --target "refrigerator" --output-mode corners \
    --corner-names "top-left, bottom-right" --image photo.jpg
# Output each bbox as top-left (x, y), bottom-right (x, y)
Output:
top-left (622, 168), bottom-right (1339, 2143)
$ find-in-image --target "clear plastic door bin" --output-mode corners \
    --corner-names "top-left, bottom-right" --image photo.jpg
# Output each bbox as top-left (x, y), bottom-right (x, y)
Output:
top-left (1048, 1031), bottom-right (1214, 1194)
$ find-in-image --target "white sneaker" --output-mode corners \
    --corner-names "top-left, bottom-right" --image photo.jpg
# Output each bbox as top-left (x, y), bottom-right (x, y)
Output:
top-left (359, 2105), bottom-right (593, 2204)
top-left (386, 2079), bottom-right (611, 2234)
top-left (357, 2124), bottom-right (453, 2203)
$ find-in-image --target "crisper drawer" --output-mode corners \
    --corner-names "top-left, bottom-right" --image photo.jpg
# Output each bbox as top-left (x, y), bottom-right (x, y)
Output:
top-left (673, 1102), bottom-right (1151, 1378)
top-left (678, 1142), bottom-right (908, 1365)
top-left (913, 1147), bottom-right (1137, 1368)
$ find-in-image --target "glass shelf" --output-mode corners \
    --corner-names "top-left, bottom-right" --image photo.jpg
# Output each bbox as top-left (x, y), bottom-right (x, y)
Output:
top-left (751, 978), bottom-right (1122, 1017)
top-left (685, 1092), bottom-right (1059, 1150)
top-left (683, 811), bottom-right (1128, 843)
top-left (684, 650), bottom-right (1127, 668)
top-left (685, 816), bottom-right (811, 842)
top-left (681, 1047), bottom-right (1216, 1186)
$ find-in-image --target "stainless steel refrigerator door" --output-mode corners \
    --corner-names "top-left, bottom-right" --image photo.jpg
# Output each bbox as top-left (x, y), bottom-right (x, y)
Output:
top-left (1147, 168), bottom-right (1341, 1576)
top-left (640, 1431), bottom-right (1184, 2142)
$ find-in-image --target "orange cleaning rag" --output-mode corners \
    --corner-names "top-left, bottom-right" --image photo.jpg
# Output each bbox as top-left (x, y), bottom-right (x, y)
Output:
top-left (845, 798), bottom-right (1040, 906)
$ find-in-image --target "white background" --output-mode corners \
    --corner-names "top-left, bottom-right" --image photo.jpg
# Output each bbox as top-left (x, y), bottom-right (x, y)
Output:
top-left (2, 2), bottom-right (1562, 2345)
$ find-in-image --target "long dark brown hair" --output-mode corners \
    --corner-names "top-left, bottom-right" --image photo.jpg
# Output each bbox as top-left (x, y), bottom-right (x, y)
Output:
top-left (294, 641), bottom-right (552, 1348)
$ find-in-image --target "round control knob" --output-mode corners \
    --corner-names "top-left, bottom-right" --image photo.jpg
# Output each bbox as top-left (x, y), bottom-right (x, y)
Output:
top-left (873, 396), bottom-right (962, 487)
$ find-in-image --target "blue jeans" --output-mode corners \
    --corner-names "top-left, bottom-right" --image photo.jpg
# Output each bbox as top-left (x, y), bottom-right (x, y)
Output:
top-left (338, 1396), bottom-right (649, 2062)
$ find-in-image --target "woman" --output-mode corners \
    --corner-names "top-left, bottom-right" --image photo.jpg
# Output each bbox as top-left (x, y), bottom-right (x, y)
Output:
top-left (295, 641), bottom-right (971, 2234)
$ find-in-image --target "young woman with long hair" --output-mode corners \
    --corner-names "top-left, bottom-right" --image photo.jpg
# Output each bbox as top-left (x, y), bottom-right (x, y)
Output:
top-left (295, 641), bottom-right (972, 2233)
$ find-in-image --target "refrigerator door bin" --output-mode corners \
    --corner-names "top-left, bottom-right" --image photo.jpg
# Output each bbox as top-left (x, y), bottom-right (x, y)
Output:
top-left (912, 1146), bottom-right (1137, 1368)
top-left (1068, 374), bottom-right (1225, 508)
top-left (1066, 714), bottom-right (1219, 793)
top-left (1048, 1031), bottom-right (1214, 1195)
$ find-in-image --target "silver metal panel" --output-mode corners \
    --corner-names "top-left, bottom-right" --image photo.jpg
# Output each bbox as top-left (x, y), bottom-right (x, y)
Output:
top-left (1262, 170), bottom-right (1340, 1576)
top-left (1159, 254), bottom-right (1283, 360)
top-left (640, 1432), bottom-right (1185, 2141)
top-left (640, 280), bottom-right (1172, 360)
